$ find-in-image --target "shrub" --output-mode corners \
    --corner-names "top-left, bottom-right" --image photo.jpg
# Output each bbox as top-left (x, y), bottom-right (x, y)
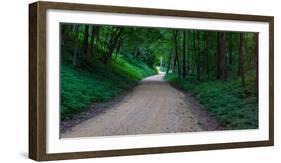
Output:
top-left (165, 74), bottom-right (258, 130)
top-left (61, 57), bottom-right (157, 119)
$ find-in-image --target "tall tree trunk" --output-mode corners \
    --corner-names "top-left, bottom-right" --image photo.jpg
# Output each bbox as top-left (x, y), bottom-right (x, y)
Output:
top-left (104, 28), bottom-right (123, 64)
top-left (172, 31), bottom-right (177, 73)
top-left (216, 32), bottom-right (221, 79)
top-left (176, 51), bottom-right (181, 78)
top-left (173, 37), bottom-right (177, 74)
top-left (238, 33), bottom-right (245, 87)
top-left (88, 26), bottom-right (99, 60)
top-left (61, 24), bottom-right (68, 54)
top-left (221, 32), bottom-right (227, 80)
top-left (166, 52), bottom-right (172, 74)
top-left (72, 24), bottom-right (80, 66)
top-left (83, 25), bottom-right (89, 59)
top-left (196, 31), bottom-right (201, 81)
top-left (134, 47), bottom-right (138, 57)
top-left (182, 30), bottom-right (187, 78)
top-left (204, 32), bottom-right (210, 78)
top-left (229, 33), bottom-right (233, 64)
top-left (216, 32), bottom-right (227, 80)
top-left (173, 30), bottom-right (181, 78)
top-left (61, 24), bottom-right (67, 45)
top-left (254, 33), bottom-right (259, 95)
top-left (238, 34), bottom-right (243, 77)
top-left (187, 31), bottom-right (190, 75)
top-left (192, 30), bottom-right (197, 75)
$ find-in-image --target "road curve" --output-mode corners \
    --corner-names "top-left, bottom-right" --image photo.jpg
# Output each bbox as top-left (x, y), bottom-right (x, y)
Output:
top-left (61, 73), bottom-right (220, 138)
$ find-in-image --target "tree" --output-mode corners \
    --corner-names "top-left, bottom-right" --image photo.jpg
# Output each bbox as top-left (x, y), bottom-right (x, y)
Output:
top-left (193, 30), bottom-right (202, 81)
top-left (61, 24), bottom-right (67, 47)
top-left (229, 33), bottom-right (233, 64)
top-left (182, 30), bottom-right (187, 78)
top-left (216, 32), bottom-right (227, 80)
top-left (83, 25), bottom-right (89, 63)
top-left (102, 27), bottom-right (123, 64)
top-left (196, 31), bottom-right (201, 80)
top-left (166, 52), bottom-right (172, 74)
top-left (72, 24), bottom-right (80, 66)
top-left (62, 23), bottom-right (259, 92)
top-left (254, 33), bottom-right (258, 94)
top-left (88, 26), bottom-right (100, 59)
top-left (115, 35), bottom-right (125, 59)
top-left (204, 32), bottom-right (210, 78)
top-left (186, 31), bottom-right (190, 75)
top-left (238, 33), bottom-right (245, 87)
top-left (173, 30), bottom-right (181, 78)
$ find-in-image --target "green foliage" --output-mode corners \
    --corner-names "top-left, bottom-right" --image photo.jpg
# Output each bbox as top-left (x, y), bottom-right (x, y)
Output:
top-left (60, 24), bottom-right (159, 119)
top-left (111, 56), bottom-right (157, 80)
top-left (165, 73), bottom-right (258, 130)
top-left (61, 23), bottom-right (258, 130)
top-left (61, 57), bottom-right (156, 119)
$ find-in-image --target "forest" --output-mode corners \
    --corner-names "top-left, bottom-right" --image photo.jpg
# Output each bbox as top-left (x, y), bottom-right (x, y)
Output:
top-left (60, 23), bottom-right (258, 130)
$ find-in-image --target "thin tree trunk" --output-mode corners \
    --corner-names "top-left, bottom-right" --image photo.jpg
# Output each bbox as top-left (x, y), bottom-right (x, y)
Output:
top-left (238, 34), bottom-right (243, 77)
top-left (182, 30), bottom-right (187, 78)
top-left (229, 33), bottom-right (233, 64)
top-left (205, 32), bottom-right (210, 78)
top-left (88, 26), bottom-right (99, 60)
top-left (196, 31), bottom-right (201, 81)
top-left (216, 32), bottom-right (221, 79)
top-left (61, 24), bottom-right (67, 46)
top-left (172, 31), bottom-right (177, 73)
top-left (173, 37), bottom-right (177, 74)
top-left (186, 31), bottom-right (190, 75)
top-left (176, 52), bottom-right (181, 78)
top-left (166, 52), bottom-right (172, 74)
top-left (72, 24), bottom-right (80, 66)
top-left (221, 32), bottom-right (227, 80)
top-left (134, 47), bottom-right (138, 57)
top-left (239, 33), bottom-right (245, 87)
top-left (192, 30), bottom-right (197, 75)
top-left (61, 24), bottom-right (68, 54)
top-left (254, 33), bottom-right (259, 95)
top-left (173, 30), bottom-right (181, 78)
top-left (83, 25), bottom-right (89, 59)
top-left (104, 28), bottom-right (123, 64)
top-left (216, 32), bottom-right (227, 80)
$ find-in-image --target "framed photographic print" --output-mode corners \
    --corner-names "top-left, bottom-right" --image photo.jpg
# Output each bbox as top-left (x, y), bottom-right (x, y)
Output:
top-left (29, 1), bottom-right (274, 161)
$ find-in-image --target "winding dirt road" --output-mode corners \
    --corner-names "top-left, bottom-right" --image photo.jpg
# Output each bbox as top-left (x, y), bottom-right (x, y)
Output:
top-left (61, 73), bottom-right (221, 138)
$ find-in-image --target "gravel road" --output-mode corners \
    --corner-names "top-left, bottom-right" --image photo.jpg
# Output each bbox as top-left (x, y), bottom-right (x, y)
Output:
top-left (61, 73), bottom-right (221, 138)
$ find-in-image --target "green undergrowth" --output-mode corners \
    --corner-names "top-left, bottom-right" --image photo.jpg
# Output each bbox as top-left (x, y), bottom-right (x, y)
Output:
top-left (111, 56), bottom-right (157, 80)
top-left (61, 56), bottom-right (157, 120)
top-left (165, 73), bottom-right (258, 130)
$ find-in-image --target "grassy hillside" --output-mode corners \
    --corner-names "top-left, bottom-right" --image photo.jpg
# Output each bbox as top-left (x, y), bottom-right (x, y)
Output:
top-left (165, 73), bottom-right (258, 130)
top-left (111, 57), bottom-right (157, 80)
top-left (61, 57), bottom-right (157, 119)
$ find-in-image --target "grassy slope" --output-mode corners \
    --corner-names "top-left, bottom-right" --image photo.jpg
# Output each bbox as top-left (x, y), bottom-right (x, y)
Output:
top-left (165, 74), bottom-right (258, 130)
top-left (61, 57), bottom-right (157, 119)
